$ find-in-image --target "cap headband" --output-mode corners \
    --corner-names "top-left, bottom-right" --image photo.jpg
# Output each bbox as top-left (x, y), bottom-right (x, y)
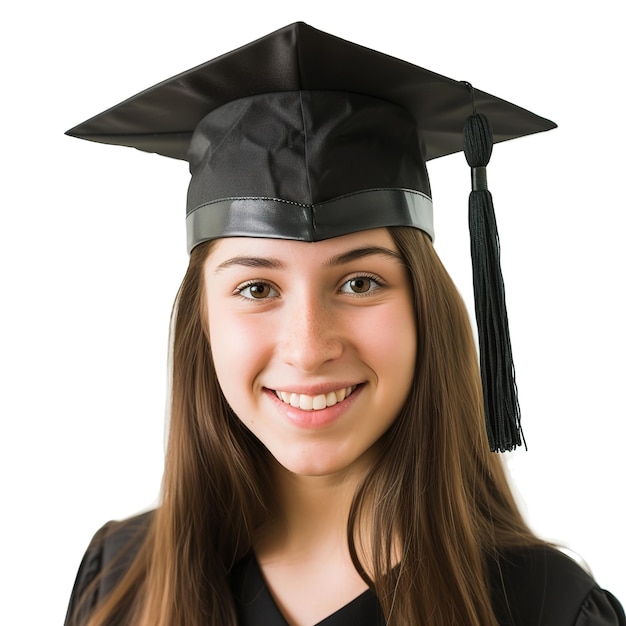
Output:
top-left (186, 188), bottom-right (433, 252)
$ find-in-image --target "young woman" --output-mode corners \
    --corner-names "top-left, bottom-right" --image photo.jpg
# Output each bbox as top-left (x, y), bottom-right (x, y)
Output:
top-left (64, 22), bottom-right (625, 626)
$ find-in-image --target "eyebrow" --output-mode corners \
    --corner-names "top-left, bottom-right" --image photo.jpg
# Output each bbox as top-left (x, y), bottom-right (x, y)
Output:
top-left (214, 245), bottom-right (402, 272)
top-left (324, 246), bottom-right (403, 266)
top-left (215, 256), bottom-right (285, 272)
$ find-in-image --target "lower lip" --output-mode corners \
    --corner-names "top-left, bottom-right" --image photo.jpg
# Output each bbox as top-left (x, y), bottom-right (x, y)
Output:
top-left (265, 385), bottom-right (363, 429)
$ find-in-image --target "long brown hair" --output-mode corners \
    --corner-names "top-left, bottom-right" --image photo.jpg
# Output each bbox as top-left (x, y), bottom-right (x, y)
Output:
top-left (79, 227), bottom-right (540, 626)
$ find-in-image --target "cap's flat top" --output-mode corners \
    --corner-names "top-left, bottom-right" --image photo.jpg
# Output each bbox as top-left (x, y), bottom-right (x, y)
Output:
top-left (66, 22), bottom-right (556, 161)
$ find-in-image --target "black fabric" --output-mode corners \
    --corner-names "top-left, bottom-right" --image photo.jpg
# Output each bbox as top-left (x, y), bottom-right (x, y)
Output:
top-left (65, 512), bottom-right (626, 626)
top-left (65, 22), bottom-right (556, 251)
top-left (65, 22), bottom-right (556, 163)
top-left (64, 513), bottom-right (150, 626)
top-left (186, 90), bottom-right (430, 211)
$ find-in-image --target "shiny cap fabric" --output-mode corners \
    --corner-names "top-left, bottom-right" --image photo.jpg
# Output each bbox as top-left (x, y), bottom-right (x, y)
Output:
top-left (65, 22), bottom-right (556, 251)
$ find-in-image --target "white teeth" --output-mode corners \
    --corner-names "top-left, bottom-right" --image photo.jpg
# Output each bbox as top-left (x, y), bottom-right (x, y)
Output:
top-left (274, 386), bottom-right (355, 410)
top-left (299, 395), bottom-right (314, 410)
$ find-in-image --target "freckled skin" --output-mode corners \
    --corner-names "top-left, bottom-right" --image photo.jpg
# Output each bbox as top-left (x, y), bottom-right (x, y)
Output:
top-left (205, 228), bottom-right (416, 478)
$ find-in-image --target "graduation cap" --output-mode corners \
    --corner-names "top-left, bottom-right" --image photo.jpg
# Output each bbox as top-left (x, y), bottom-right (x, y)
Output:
top-left (66, 22), bottom-right (556, 452)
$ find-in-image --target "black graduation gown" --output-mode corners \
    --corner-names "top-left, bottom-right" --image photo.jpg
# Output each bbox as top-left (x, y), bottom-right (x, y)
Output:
top-left (65, 512), bottom-right (626, 626)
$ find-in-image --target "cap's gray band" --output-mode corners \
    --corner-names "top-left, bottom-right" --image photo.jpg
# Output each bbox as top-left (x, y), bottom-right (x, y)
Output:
top-left (186, 188), bottom-right (434, 253)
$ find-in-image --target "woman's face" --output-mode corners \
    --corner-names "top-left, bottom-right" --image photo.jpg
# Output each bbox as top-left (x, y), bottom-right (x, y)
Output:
top-left (204, 228), bottom-right (416, 478)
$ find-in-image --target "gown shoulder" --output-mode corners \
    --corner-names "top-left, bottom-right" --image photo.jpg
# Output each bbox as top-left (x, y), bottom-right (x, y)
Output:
top-left (65, 514), bottom-right (625, 626)
top-left (64, 511), bottom-right (153, 626)
top-left (489, 545), bottom-right (625, 626)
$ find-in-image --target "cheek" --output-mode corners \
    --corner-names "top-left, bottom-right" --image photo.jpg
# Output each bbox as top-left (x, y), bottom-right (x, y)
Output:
top-left (361, 300), bottom-right (417, 375)
top-left (207, 304), bottom-right (271, 404)
top-left (357, 304), bottom-right (417, 425)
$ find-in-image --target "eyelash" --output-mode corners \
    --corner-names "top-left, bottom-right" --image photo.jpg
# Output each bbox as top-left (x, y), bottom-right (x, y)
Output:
top-left (233, 273), bottom-right (385, 301)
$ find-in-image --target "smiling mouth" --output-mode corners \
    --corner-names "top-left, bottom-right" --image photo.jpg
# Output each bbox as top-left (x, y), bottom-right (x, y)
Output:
top-left (273, 386), bottom-right (357, 411)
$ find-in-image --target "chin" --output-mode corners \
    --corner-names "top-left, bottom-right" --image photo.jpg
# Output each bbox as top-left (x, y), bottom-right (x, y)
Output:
top-left (269, 442), bottom-right (377, 479)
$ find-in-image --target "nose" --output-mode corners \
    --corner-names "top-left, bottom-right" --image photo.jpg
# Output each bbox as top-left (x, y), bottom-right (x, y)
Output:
top-left (277, 295), bottom-right (344, 373)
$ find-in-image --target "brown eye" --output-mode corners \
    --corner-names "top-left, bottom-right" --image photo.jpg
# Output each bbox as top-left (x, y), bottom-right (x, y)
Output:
top-left (237, 282), bottom-right (278, 300)
top-left (249, 284), bottom-right (270, 298)
top-left (340, 276), bottom-right (381, 296)
top-left (349, 278), bottom-right (371, 293)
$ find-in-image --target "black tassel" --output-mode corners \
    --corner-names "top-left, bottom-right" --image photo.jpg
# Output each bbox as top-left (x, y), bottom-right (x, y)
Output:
top-left (463, 109), bottom-right (525, 452)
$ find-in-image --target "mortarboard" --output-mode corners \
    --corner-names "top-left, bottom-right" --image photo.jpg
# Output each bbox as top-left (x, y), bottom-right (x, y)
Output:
top-left (66, 22), bottom-right (557, 452)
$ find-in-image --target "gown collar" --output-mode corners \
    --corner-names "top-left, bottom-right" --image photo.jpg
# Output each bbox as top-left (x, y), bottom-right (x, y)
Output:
top-left (230, 553), bottom-right (385, 626)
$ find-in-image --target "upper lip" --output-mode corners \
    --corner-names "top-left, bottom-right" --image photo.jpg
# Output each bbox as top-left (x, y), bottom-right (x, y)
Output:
top-left (265, 382), bottom-right (362, 396)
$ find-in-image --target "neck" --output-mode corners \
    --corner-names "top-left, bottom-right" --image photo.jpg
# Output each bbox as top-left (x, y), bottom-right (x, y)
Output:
top-left (255, 457), bottom-right (369, 565)
top-left (252, 457), bottom-right (375, 625)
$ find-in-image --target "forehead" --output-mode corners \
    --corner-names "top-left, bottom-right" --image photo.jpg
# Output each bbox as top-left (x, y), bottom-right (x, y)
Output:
top-left (206, 228), bottom-right (399, 266)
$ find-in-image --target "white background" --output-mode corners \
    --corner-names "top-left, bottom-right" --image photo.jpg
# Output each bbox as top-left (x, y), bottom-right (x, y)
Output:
top-left (1, 1), bottom-right (624, 623)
